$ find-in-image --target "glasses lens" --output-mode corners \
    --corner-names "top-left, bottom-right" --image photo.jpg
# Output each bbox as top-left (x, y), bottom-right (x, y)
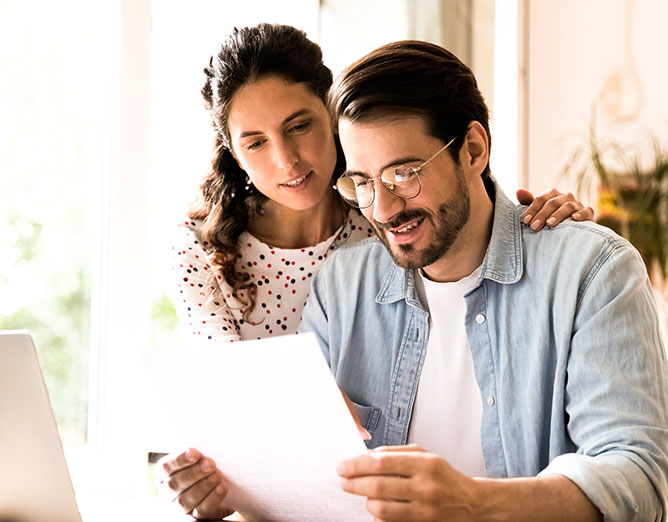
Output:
top-left (381, 166), bottom-right (420, 198)
top-left (336, 176), bottom-right (362, 207)
top-left (336, 174), bottom-right (376, 208)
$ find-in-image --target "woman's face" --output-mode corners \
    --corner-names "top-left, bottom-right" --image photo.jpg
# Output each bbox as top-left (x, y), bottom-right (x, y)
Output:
top-left (227, 75), bottom-right (337, 212)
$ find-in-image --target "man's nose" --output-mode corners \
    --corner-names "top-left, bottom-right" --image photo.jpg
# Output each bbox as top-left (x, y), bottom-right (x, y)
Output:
top-left (371, 179), bottom-right (405, 224)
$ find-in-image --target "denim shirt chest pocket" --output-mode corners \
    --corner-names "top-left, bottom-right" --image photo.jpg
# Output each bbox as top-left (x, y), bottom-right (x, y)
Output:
top-left (342, 285), bottom-right (429, 448)
top-left (351, 401), bottom-right (382, 436)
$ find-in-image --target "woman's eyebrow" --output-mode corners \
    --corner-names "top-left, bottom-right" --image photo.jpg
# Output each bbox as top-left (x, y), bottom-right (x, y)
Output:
top-left (281, 109), bottom-right (311, 125)
top-left (239, 109), bottom-right (312, 139)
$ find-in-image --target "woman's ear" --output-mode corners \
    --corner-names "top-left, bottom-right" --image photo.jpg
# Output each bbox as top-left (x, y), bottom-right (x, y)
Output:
top-left (229, 146), bottom-right (245, 171)
top-left (461, 121), bottom-right (489, 177)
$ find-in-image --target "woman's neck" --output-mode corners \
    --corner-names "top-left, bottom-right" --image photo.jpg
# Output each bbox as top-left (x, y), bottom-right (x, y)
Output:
top-left (247, 194), bottom-right (347, 249)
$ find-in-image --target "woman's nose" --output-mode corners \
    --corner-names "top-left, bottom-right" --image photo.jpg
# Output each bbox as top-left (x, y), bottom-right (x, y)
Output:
top-left (274, 138), bottom-right (299, 170)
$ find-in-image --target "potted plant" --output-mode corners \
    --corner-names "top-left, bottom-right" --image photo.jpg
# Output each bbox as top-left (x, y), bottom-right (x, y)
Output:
top-left (563, 120), bottom-right (668, 285)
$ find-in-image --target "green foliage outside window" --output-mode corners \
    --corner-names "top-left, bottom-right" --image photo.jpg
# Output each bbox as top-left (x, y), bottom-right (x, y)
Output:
top-left (0, 213), bottom-right (90, 444)
top-left (151, 293), bottom-right (181, 349)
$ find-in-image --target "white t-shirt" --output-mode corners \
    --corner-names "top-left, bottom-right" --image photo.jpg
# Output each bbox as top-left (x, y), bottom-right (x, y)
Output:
top-left (171, 210), bottom-right (373, 343)
top-left (408, 265), bottom-right (486, 477)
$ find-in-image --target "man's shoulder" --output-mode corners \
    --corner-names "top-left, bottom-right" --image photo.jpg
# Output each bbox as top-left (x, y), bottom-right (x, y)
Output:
top-left (328, 234), bottom-right (389, 262)
top-left (521, 215), bottom-right (631, 253)
top-left (320, 235), bottom-right (391, 277)
top-left (518, 216), bottom-right (644, 278)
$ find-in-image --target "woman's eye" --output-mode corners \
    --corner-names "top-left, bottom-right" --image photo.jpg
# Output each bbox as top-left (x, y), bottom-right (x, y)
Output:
top-left (246, 139), bottom-right (265, 151)
top-left (289, 121), bottom-right (311, 133)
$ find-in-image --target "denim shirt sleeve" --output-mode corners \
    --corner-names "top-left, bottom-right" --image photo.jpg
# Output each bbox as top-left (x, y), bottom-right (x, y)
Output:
top-left (537, 241), bottom-right (668, 522)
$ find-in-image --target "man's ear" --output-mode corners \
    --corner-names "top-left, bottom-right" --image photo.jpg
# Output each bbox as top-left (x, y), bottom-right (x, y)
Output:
top-left (461, 121), bottom-right (489, 177)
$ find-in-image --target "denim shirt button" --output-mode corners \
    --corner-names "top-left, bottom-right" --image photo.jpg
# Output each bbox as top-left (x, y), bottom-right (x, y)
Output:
top-left (486, 395), bottom-right (495, 406)
top-left (475, 313), bottom-right (486, 324)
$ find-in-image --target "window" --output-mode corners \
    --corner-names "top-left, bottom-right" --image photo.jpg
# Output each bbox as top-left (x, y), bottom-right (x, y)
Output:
top-left (0, 0), bottom-right (114, 446)
top-left (2, 0), bottom-right (498, 495)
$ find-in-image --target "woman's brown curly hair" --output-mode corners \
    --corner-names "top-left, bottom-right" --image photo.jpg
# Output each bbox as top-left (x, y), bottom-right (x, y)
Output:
top-left (189, 23), bottom-right (341, 323)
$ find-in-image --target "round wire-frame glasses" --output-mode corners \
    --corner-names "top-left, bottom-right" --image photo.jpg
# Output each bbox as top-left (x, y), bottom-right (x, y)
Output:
top-left (334, 136), bottom-right (457, 209)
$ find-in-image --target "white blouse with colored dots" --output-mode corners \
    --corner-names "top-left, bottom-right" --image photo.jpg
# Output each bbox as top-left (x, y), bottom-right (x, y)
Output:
top-left (171, 210), bottom-right (374, 343)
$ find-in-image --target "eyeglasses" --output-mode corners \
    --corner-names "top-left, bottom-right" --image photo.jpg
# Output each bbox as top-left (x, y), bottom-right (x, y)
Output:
top-left (334, 136), bottom-right (457, 209)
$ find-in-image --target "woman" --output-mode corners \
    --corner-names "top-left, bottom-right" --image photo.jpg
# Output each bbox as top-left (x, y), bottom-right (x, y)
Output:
top-left (172, 23), bottom-right (592, 346)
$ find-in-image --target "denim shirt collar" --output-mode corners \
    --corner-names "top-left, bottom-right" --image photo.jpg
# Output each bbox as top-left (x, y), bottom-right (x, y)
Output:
top-left (376, 176), bottom-right (523, 306)
top-left (480, 177), bottom-right (524, 285)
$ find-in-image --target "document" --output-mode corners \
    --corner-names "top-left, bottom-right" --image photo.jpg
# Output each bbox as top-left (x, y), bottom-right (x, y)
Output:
top-left (147, 333), bottom-right (372, 522)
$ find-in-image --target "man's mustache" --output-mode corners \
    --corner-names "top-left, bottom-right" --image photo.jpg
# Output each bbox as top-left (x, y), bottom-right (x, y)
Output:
top-left (374, 209), bottom-right (430, 230)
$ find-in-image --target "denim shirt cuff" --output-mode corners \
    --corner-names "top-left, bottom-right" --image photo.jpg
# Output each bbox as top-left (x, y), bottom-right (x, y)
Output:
top-left (539, 452), bottom-right (663, 522)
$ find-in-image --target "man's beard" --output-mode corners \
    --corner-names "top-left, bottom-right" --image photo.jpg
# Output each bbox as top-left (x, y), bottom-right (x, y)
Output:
top-left (372, 169), bottom-right (471, 269)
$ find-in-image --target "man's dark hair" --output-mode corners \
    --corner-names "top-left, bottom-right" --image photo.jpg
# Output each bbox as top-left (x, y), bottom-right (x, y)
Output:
top-left (328, 40), bottom-right (491, 178)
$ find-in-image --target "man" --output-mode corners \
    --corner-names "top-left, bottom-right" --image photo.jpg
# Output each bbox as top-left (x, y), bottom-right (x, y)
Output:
top-left (298, 41), bottom-right (668, 521)
top-left (156, 41), bottom-right (667, 521)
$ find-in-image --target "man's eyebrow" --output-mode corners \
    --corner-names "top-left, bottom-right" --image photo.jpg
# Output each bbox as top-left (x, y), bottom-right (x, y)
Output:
top-left (341, 169), bottom-right (370, 179)
top-left (239, 109), bottom-right (312, 139)
top-left (343, 156), bottom-right (423, 178)
top-left (381, 156), bottom-right (422, 170)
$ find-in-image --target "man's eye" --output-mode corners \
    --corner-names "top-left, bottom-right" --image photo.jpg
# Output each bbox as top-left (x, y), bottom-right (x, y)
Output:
top-left (391, 166), bottom-right (415, 183)
top-left (352, 177), bottom-right (370, 188)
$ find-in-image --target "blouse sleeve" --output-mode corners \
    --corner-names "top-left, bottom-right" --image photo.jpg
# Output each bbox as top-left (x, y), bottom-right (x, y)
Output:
top-left (170, 224), bottom-right (242, 343)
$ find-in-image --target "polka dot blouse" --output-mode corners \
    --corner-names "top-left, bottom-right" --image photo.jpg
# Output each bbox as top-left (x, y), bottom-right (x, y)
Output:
top-left (171, 210), bottom-right (374, 343)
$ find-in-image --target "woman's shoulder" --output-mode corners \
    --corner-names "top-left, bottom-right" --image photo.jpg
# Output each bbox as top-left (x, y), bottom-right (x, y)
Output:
top-left (340, 210), bottom-right (375, 245)
top-left (172, 217), bottom-right (215, 268)
top-left (177, 216), bottom-right (203, 234)
top-left (174, 217), bottom-right (209, 248)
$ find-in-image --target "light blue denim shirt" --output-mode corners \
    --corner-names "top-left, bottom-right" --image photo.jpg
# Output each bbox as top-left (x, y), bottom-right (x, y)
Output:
top-left (300, 179), bottom-right (668, 522)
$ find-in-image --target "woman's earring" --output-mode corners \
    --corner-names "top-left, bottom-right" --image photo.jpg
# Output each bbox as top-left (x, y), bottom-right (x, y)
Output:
top-left (245, 175), bottom-right (253, 191)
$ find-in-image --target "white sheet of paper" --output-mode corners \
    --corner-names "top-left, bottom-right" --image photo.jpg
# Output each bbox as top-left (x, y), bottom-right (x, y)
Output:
top-left (146, 333), bottom-right (372, 522)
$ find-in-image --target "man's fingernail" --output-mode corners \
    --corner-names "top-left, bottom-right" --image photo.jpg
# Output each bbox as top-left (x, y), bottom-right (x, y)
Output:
top-left (531, 219), bottom-right (542, 230)
top-left (336, 462), bottom-right (346, 475)
top-left (573, 212), bottom-right (581, 219)
top-left (185, 449), bottom-right (195, 462)
top-left (201, 460), bottom-right (213, 473)
top-left (216, 484), bottom-right (226, 495)
top-left (523, 213), bottom-right (532, 224)
top-left (547, 217), bottom-right (557, 226)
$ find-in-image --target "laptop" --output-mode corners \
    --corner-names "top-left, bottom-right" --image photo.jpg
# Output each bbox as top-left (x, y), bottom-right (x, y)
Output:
top-left (0, 330), bottom-right (83, 522)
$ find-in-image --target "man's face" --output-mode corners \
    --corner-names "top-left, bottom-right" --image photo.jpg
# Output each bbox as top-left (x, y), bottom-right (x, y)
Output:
top-left (338, 115), bottom-right (471, 271)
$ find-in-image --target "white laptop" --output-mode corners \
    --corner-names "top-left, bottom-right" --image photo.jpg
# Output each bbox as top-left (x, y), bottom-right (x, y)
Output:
top-left (0, 330), bottom-right (83, 522)
top-left (0, 331), bottom-right (215, 522)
